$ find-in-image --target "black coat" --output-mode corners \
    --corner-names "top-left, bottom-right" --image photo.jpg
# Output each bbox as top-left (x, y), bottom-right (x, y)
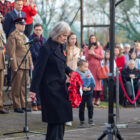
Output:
top-left (3, 10), bottom-right (26, 38)
top-left (30, 38), bottom-right (73, 123)
top-left (121, 67), bottom-right (140, 85)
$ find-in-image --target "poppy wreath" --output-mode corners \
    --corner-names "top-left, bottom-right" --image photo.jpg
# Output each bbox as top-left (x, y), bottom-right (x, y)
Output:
top-left (68, 72), bottom-right (83, 108)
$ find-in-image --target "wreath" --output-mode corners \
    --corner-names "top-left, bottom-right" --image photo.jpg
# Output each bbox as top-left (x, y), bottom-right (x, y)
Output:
top-left (68, 72), bottom-right (83, 108)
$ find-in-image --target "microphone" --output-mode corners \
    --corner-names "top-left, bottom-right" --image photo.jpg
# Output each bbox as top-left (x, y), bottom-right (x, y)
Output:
top-left (24, 37), bottom-right (39, 45)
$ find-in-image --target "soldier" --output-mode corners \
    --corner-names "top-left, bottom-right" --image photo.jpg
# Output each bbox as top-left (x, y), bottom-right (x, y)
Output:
top-left (7, 17), bottom-right (33, 113)
top-left (0, 13), bottom-right (9, 114)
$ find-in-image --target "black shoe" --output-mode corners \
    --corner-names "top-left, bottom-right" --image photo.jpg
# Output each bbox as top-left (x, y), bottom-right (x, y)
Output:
top-left (88, 119), bottom-right (95, 126)
top-left (79, 121), bottom-right (85, 127)
top-left (14, 108), bottom-right (24, 113)
top-left (22, 108), bottom-right (31, 112)
top-left (0, 109), bottom-right (9, 114)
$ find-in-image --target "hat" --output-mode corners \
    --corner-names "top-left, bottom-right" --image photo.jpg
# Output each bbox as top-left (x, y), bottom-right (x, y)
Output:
top-left (14, 17), bottom-right (26, 25)
top-left (0, 13), bottom-right (3, 18)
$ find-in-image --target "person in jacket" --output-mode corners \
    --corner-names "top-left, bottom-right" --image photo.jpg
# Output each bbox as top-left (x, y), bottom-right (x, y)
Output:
top-left (121, 60), bottom-right (140, 99)
top-left (124, 44), bottom-right (131, 68)
top-left (85, 35), bottom-right (103, 105)
top-left (76, 59), bottom-right (95, 126)
top-left (29, 23), bottom-right (47, 111)
top-left (22, 0), bottom-right (37, 37)
top-left (3, 0), bottom-right (26, 39)
top-left (0, 13), bottom-right (9, 114)
top-left (29, 21), bottom-right (73, 140)
top-left (7, 18), bottom-right (33, 113)
top-left (101, 50), bottom-right (116, 101)
top-left (129, 40), bottom-right (140, 54)
top-left (114, 47), bottom-right (125, 72)
top-left (4, 0), bottom-right (26, 89)
top-left (65, 32), bottom-right (80, 126)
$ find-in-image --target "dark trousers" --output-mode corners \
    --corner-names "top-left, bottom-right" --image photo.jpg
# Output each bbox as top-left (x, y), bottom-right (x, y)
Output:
top-left (103, 79), bottom-right (109, 101)
top-left (24, 23), bottom-right (33, 37)
top-left (6, 67), bottom-right (11, 86)
top-left (46, 123), bottom-right (65, 140)
top-left (125, 80), bottom-right (140, 97)
top-left (79, 94), bottom-right (93, 121)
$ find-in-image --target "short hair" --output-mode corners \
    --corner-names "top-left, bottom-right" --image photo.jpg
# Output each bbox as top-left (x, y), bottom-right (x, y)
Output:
top-left (125, 44), bottom-right (131, 48)
top-left (49, 21), bottom-right (71, 40)
top-left (77, 59), bottom-right (88, 67)
top-left (34, 23), bottom-right (43, 29)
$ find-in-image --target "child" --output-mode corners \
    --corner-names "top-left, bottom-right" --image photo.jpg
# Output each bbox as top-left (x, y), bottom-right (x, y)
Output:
top-left (76, 59), bottom-right (95, 126)
top-left (101, 50), bottom-right (116, 101)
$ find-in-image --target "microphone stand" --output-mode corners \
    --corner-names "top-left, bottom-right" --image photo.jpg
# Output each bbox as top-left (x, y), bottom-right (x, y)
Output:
top-left (3, 43), bottom-right (46, 139)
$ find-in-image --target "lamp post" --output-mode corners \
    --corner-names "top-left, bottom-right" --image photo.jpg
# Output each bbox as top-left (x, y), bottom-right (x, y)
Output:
top-left (108, 0), bottom-right (115, 125)
top-left (97, 0), bottom-right (125, 139)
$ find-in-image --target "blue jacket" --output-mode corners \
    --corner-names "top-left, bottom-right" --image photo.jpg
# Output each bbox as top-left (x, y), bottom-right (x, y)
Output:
top-left (29, 34), bottom-right (47, 66)
top-left (3, 10), bottom-right (26, 38)
top-left (76, 68), bottom-right (96, 95)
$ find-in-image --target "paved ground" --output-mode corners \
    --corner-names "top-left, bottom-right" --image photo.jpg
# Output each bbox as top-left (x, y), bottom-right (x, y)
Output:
top-left (0, 107), bottom-right (140, 140)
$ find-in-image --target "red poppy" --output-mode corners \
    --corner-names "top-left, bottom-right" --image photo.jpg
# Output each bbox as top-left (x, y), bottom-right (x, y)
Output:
top-left (63, 51), bottom-right (66, 56)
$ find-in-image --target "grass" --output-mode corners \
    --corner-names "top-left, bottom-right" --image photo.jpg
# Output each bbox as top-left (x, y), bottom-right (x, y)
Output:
top-left (100, 101), bottom-right (122, 108)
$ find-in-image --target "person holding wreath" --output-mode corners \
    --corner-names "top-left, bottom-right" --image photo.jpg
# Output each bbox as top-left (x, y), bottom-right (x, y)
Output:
top-left (29, 21), bottom-right (73, 140)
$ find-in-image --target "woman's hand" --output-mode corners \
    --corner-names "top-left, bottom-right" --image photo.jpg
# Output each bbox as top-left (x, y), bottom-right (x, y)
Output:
top-left (87, 87), bottom-right (91, 91)
top-left (31, 64), bottom-right (34, 71)
top-left (88, 50), bottom-right (95, 55)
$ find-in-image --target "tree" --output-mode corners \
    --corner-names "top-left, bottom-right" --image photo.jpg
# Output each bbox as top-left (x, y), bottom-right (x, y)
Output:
top-left (94, 0), bottom-right (140, 41)
top-left (115, 0), bottom-right (140, 41)
top-left (34, 0), bottom-right (80, 37)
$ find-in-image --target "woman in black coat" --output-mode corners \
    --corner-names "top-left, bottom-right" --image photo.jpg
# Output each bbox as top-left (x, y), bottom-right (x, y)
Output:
top-left (30, 21), bottom-right (73, 140)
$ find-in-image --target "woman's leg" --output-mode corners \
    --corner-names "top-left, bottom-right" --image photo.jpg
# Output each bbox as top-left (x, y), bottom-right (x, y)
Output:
top-left (96, 91), bottom-right (101, 105)
top-left (92, 90), bottom-right (96, 105)
top-left (46, 123), bottom-right (65, 140)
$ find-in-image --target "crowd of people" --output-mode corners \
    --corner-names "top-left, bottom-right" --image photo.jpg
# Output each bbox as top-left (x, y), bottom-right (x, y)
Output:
top-left (0, 0), bottom-right (140, 139)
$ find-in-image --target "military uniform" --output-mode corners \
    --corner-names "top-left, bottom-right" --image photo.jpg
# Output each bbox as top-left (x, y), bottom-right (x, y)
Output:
top-left (7, 30), bottom-right (33, 109)
top-left (0, 31), bottom-right (5, 111)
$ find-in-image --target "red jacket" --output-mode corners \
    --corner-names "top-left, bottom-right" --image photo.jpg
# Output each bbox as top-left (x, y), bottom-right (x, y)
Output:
top-left (115, 55), bottom-right (125, 72)
top-left (22, 4), bottom-right (37, 25)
